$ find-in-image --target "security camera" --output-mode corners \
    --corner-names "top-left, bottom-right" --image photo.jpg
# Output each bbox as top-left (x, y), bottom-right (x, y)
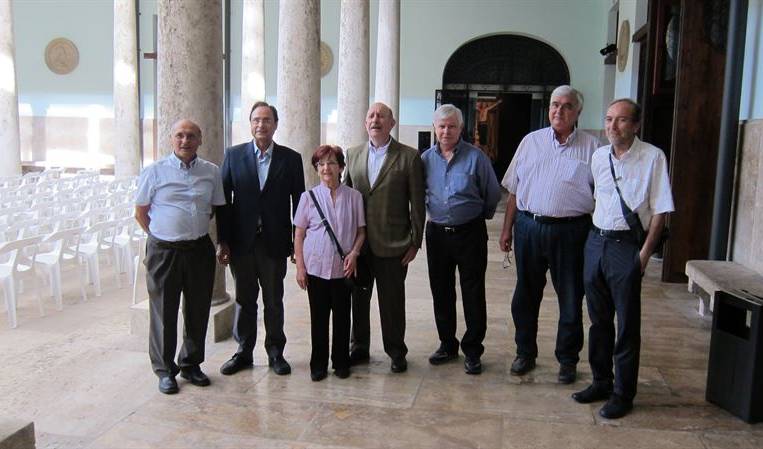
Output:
top-left (600, 44), bottom-right (618, 56)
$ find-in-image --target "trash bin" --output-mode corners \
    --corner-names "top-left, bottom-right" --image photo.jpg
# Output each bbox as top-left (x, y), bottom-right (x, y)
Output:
top-left (706, 289), bottom-right (763, 423)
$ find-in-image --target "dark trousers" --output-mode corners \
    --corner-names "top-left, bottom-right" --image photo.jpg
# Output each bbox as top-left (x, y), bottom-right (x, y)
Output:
top-left (230, 238), bottom-right (288, 360)
top-left (425, 219), bottom-right (488, 358)
top-left (350, 249), bottom-right (409, 360)
top-left (145, 234), bottom-right (215, 377)
top-left (511, 212), bottom-right (589, 365)
top-left (583, 231), bottom-right (642, 400)
top-left (307, 275), bottom-right (351, 372)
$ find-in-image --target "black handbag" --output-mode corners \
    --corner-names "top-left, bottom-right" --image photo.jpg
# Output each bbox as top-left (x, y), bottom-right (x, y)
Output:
top-left (608, 153), bottom-right (668, 252)
top-left (308, 190), bottom-right (369, 290)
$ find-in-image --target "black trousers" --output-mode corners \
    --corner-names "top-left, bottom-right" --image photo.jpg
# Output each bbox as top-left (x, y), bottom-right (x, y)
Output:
top-left (350, 249), bottom-right (409, 360)
top-left (583, 231), bottom-right (642, 400)
top-left (145, 234), bottom-right (215, 377)
top-left (511, 212), bottom-right (589, 365)
top-left (425, 219), bottom-right (488, 358)
top-left (230, 237), bottom-right (288, 360)
top-left (307, 275), bottom-right (351, 372)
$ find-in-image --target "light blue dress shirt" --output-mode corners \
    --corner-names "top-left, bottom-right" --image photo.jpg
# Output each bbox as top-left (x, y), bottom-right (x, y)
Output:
top-left (135, 153), bottom-right (226, 242)
top-left (367, 137), bottom-right (391, 187)
top-left (254, 140), bottom-right (274, 190)
top-left (421, 139), bottom-right (501, 226)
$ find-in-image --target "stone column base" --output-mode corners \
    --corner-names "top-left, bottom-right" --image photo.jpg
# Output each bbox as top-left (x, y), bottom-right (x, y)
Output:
top-left (0, 418), bottom-right (35, 449)
top-left (130, 298), bottom-right (234, 343)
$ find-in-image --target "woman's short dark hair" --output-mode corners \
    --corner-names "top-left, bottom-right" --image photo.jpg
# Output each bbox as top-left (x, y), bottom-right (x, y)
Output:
top-left (311, 145), bottom-right (345, 169)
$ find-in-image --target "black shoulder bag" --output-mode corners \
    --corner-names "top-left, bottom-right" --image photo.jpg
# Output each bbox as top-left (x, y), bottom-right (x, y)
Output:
top-left (608, 153), bottom-right (670, 253)
top-left (308, 190), bottom-right (369, 290)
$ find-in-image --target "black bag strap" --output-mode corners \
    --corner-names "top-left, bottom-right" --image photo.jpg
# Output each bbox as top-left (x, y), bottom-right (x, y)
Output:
top-left (308, 189), bottom-right (346, 260)
top-left (608, 152), bottom-right (635, 219)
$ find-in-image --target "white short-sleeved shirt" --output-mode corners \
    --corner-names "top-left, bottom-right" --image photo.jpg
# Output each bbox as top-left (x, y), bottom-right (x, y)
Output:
top-left (591, 137), bottom-right (675, 231)
top-left (135, 153), bottom-right (226, 242)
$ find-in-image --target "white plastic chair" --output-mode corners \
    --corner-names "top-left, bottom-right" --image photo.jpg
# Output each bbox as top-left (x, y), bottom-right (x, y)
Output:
top-left (0, 236), bottom-right (44, 329)
top-left (79, 220), bottom-right (121, 296)
top-left (130, 227), bottom-right (147, 305)
top-left (35, 227), bottom-right (87, 308)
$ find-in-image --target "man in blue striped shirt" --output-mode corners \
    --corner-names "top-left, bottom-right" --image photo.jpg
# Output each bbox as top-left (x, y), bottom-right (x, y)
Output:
top-left (499, 85), bottom-right (599, 384)
top-left (422, 104), bottom-right (501, 375)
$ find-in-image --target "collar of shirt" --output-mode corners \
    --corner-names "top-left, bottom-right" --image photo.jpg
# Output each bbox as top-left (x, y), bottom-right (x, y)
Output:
top-left (169, 152), bottom-right (198, 170)
top-left (368, 136), bottom-right (392, 154)
top-left (253, 140), bottom-right (275, 162)
top-left (435, 139), bottom-right (464, 161)
top-left (610, 136), bottom-right (642, 161)
top-left (551, 127), bottom-right (578, 149)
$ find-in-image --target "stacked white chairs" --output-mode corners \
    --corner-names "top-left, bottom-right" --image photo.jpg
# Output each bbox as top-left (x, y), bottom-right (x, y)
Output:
top-left (1, 235), bottom-right (44, 329)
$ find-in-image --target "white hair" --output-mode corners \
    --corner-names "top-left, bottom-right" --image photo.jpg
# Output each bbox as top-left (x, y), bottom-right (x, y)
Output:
top-left (433, 104), bottom-right (464, 128)
top-left (550, 85), bottom-right (584, 112)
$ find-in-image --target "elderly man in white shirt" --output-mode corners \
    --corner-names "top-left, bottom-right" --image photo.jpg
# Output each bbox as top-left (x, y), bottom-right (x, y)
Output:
top-left (135, 119), bottom-right (226, 395)
top-left (572, 99), bottom-right (674, 419)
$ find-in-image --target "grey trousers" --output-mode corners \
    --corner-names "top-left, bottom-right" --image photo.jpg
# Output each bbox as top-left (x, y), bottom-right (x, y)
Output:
top-left (145, 234), bottom-right (215, 377)
top-left (230, 245), bottom-right (288, 359)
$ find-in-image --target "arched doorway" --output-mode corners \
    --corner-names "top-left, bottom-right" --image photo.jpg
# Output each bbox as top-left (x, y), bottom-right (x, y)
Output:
top-left (437, 34), bottom-right (570, 176)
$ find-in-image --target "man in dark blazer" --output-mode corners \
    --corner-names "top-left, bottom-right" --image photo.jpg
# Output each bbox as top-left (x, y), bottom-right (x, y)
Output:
top-left (344, 102), bottom-right (426, 373)
top-left (216, 101), bottom-right (305, 376)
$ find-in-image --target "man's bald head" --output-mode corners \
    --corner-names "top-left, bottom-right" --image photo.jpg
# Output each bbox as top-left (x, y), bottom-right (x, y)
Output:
top-left (170, 119), bottom-right (203, 164)
top-left (365, 102), bottom-right (396, 147)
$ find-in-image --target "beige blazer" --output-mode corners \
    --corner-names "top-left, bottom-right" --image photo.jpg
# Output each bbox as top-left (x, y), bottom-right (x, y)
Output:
top-left (344, 138), bottom-right (425, 258)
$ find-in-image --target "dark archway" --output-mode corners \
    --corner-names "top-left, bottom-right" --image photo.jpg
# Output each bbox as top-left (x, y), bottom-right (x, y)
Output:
top-left (437, 34), bottom-right (570, 177)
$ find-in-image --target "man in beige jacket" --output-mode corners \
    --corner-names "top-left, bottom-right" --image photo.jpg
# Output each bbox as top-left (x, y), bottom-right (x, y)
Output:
top-left (344, 102), bottom-right (426, 373)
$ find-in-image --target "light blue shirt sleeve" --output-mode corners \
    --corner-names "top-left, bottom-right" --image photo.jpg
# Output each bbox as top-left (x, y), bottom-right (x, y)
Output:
top-left (134, 166), bottom-right (155, 206)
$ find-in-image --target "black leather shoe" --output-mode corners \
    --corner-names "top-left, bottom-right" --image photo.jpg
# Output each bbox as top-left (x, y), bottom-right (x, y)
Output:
top-left (558, 364), bottom-right (577, 384)
top-left (464, 356), bottom-right (483, 375)
top-left (509, 356), bottom-right (536, 375)
top-left (220, 353), bottom-right (253, 375)
top-left (599, 394), bottom-right (633, 419)
top-left (158, 376), bottom-right (178, 394)
top-left (180, 366), bottom-right (211, 386)
top-left (572, 383), bottom-right (613, 404)
top-left (428, 345), bottom-right (458, 365)
top-left (349, 350), bottom-right (370, 366)
top-left (390, 357), bottom-right (407, 373)
top-left (311, 370), bottom-right (327, 382)
top-left (269, 355), bottom-right (292, 375)
top-left (334, 367), bottom-right (351, 379)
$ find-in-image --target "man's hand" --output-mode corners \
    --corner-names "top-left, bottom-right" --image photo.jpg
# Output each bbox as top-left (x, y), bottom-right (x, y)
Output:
top-left (639, 248), bottom-right (650, 275)
top-left (217, 242), bottom-right (231, 265)
top-left (499, 227), bottom-right (513, 253)
top-left (401, 246), bottom-right (418, 266)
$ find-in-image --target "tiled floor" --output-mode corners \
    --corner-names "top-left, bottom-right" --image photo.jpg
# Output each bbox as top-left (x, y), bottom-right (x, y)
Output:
top-left (2, 208), bottom-right (762, 448)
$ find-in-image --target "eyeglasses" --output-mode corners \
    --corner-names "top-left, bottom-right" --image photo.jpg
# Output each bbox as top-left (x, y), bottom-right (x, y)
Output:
top-left (502, 251), bottom-right (513, 269)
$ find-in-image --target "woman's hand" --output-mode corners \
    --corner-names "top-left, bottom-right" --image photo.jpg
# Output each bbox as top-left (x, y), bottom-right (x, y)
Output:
top-left (296, 265), bottom-right (308, 290)
top-left (343, 251), bottom-right (358, 278)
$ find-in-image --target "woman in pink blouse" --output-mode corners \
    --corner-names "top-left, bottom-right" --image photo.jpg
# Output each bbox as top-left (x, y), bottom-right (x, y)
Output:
top-left (294, 145), bottom-right (366, 381)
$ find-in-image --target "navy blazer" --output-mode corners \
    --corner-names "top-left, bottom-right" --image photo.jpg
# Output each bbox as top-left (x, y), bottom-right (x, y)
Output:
top-left (217, 141), bottom-right (305, 259)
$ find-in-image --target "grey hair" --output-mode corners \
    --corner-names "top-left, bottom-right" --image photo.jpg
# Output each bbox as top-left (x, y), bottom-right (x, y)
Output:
top-left (608, 98), bottom-right (642, 123)
top-left (550, 85), bottom-right (584, 112)
top-left (433, 104), bottom-right (464, 128)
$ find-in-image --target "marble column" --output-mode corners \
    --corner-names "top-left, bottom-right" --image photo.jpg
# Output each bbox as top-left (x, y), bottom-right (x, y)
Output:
top-left (374, 0), bottom-right (400, 139)
top-left (113, 0), bottom-right (141, 178)
top-left (276, 0), bottom-right (320, 187)
top-left (157, 0), bottom-right (228, 305)
top-left (336, 0), bottom-right (369, 151)
top-left (0, 0), bottom-right (22, 177)
top-left (240, 0), bottom-right (265, 140)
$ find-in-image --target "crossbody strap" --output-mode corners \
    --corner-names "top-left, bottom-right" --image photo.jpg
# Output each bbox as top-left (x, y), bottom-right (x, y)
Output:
top-left (608, 152), bottom-right (635, 219)
top-left (308, 189), bottom-right (346, 259)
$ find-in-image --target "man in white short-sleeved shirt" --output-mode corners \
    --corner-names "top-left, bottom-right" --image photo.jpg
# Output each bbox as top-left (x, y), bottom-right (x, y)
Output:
top-left (572, 99), bottom-right (674, 419)
top-left (135, 119), bottom-right (226, 395)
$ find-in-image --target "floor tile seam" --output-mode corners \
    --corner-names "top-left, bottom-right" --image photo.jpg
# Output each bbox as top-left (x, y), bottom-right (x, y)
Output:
top-left (409, 398), bottom-right (596, 426)
top-left (224, 389), bottom-right (415, 412)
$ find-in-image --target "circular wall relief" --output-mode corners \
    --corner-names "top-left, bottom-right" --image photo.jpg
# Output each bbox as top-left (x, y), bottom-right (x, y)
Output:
top-left (45, 38), bottom-right (79, 75)
top-left (320, 41), bottom-right (333, 78)
top-left (617, 20), bottom-right (630, 73)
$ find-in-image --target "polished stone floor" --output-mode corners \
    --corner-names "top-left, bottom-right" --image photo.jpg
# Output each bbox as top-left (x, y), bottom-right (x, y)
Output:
top-left (2, 210), bottom-right (762, 449)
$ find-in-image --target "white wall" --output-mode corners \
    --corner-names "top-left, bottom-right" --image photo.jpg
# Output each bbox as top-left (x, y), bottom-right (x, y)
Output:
top-left (741, 0), bottom-right (763, 120)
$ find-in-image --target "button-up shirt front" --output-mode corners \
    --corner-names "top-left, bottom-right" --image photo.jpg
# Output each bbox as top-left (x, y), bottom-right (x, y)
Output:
top-left (367, 137), bottom-right (391, 187)
top-left (135, 153), bottom-right (226, 242)
top-left (591, 137), bottom-right (674, 231)
top-left (501, 127), bottom-right (599, 217)
top-left (421, 139), bottom-right (501, 226)
top-left (254, 140), bottom-right (274, 190)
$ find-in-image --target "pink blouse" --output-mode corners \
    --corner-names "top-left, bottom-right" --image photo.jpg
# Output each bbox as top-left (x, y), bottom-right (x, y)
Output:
top-left (293, 184), bottom-right (366, 280)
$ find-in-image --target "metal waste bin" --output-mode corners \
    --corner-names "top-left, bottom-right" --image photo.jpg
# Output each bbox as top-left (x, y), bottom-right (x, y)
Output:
top-left (706, 289), bottom-right (763, 423)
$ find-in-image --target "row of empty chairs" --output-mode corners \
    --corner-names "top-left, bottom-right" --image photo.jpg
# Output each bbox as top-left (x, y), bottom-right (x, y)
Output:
top-left (1, 169), bottom-right (143, 329)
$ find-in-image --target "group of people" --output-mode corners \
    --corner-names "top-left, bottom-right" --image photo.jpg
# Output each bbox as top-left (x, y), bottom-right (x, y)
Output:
top-left (135, 85), bottom-right (673, 421)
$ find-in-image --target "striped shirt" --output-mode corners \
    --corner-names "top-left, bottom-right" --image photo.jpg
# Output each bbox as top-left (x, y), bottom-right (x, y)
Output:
top-left (501, 127), bottom-right (599, 217)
